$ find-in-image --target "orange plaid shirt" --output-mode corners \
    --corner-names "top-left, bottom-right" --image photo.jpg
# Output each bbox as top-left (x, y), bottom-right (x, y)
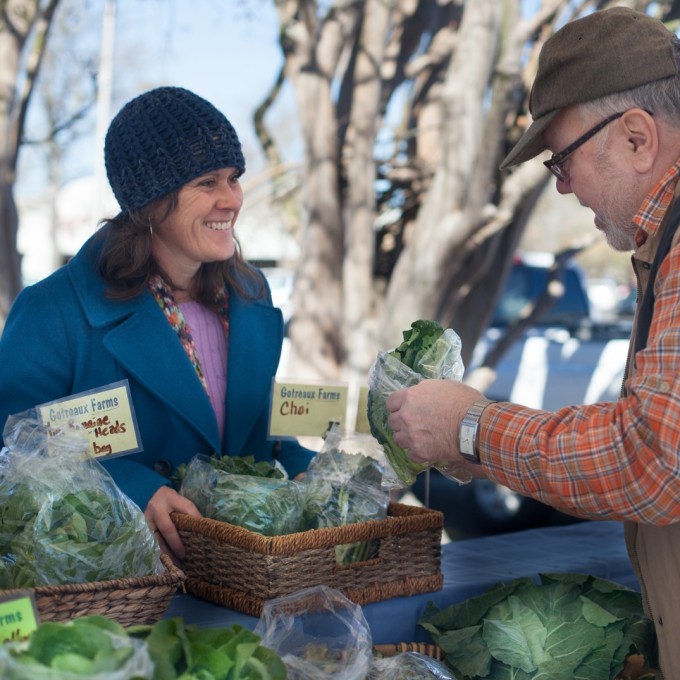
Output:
top-left (480, 160), bottom-right (680, 524)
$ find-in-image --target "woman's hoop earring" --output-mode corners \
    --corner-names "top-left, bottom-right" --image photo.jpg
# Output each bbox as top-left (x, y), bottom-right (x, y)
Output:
top-left (149, 219), bottom-right (153, 237)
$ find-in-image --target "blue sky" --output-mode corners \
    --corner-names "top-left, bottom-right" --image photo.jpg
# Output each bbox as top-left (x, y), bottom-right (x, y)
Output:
top-left (128, 0), bottom-right (296, 172)
top-left (15, 0), bottom-right (303, 280)
top-left (18, 0), bottom-right (299, 199)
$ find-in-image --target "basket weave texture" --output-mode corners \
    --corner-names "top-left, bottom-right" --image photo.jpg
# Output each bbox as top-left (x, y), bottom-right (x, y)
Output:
top-left (0, 553), bottom-right (185, 626)
top-left (172, 501), bottom-right (444, 616)
top-left (373, 641), bottom-right (443, 661)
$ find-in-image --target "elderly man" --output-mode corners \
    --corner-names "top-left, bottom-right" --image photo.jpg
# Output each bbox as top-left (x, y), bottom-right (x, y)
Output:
top-left (386, 8), bottom-right (680, 678)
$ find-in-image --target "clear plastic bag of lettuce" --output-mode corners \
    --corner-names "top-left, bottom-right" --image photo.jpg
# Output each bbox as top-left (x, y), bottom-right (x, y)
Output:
top-left (254, 585), bottom-right (373, 680)
top-left (367, 320), bottom-right (471, 486)
top-left (0, 615), bottom-right (154, 680)
top-left (0, 409), bottom-right (162, 589)
top-left (369, 652), bottom-right (457, 679)
top-left (301, 424), bottom-right (391, 563)
top-left (179, 454), bottom-right (304, 536)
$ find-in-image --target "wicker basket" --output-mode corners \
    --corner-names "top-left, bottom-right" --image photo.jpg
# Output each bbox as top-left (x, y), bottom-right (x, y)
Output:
top-left (172, 501), bottom-right (444, 616)
top-left (0, 554), bottom-right (185, 626)
top-left (373, 641), bottom-right (443, 661)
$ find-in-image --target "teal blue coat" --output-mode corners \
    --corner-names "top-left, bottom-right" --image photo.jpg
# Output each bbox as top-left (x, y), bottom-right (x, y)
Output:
top-left (0, 230), bottom-right (313, 510)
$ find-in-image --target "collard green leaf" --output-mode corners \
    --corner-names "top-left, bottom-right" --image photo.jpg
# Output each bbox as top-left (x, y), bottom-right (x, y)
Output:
top-left (71, 614), bottom-right (127, 637)
top-left (580, 595), bottom-right (620, 627)
top-left (483, 600), bottom-right (543, 673)
top-left (436, 625), bottom-right (491, 678)
top-left (485, 658), bottom-right (534, 680)
top-left (573, 621), bottom-right (624, 680)
top-left (541, 618), bottom-right (602, 671)
top-left (419, 581), bottom-right (523, 633)
top-left (418, 573), bottom-right (657, 680)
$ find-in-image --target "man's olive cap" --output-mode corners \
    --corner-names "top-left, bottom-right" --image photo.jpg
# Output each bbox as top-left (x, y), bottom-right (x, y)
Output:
top-left (501, 7), bottom-right (678, 170)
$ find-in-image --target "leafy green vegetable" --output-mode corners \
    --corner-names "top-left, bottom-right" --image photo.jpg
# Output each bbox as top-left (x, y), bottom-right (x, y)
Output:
top-left (180, 455), bottom-right (302, 536)
top-left (0, 413), bottom-right (161, 589)
top-left (0, 483), bottom-right (160, 587)
top-left (33, 488), bottom-right (160, 584)
top-left (179, 446), bottom-right (390, 562)
top-left (0, 481), bottom-right (43, 588)
top-left (390, 320), bottom-right (449, 371)
top-left (0, 615), bottom-right (152, 678)
top-left (418, 573), bottom-right (658, 680)
top-left (172, 454), bottom-right (283, 489)
top-left (128, 617), bottom-right (287, 680)
top-left (206, 475), bottom-right (302, 537)
top-left (367, 320), bottom-right (448, 485)
top-left (0, 615), bottom-right (286, 680)
top-left (302, 447), bottom-right (389, 563)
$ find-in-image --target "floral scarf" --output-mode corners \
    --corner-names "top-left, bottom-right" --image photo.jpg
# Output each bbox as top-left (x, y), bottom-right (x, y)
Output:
top-left (148, 274), bottom-right (230, 395)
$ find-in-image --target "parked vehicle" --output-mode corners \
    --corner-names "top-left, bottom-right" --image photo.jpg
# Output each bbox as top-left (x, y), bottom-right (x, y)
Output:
top-left (413, 253), bottom-right (633, 536)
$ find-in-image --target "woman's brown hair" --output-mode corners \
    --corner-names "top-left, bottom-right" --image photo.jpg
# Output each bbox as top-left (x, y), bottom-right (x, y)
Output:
top-left (94, 191), bottom-right (265, 311)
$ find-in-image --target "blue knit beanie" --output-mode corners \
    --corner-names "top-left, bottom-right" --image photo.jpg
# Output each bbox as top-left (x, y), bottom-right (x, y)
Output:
top-left (104, 86), bottom-right (245, 213)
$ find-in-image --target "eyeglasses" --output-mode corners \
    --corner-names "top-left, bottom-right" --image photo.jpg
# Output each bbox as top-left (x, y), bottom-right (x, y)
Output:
top-left (543, 111), bottom-right (625, 183)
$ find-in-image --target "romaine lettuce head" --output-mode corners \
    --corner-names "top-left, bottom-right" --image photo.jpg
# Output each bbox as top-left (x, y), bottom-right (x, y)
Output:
top-left (367, 320), bottom-right (463, 486)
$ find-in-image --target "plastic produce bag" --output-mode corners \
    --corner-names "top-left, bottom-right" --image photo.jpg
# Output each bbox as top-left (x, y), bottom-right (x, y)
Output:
top-left (367, 320), bottom-right (471, 486)
top-left (0, 616), bottom-right (154, 680)
top-left (0, 409), bottom-right (162, 588)
top-left (370, 651), bottom-right (457, 679)
top-left (180, 454), bottom-right (304, 536)
top-left (254, 585), bottom-right (373, 680)
top-left (301, 424), bottom-right (391, 563)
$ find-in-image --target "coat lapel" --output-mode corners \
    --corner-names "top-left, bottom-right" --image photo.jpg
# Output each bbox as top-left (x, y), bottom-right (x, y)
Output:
top-left (67, 235), bottom-right (284, 457)
top-left (104, 311), bottom-right (220, 448)
top-left (67, 243), bottom-right (220, 450)
top-left (224, 290), bottom-right (283, 455)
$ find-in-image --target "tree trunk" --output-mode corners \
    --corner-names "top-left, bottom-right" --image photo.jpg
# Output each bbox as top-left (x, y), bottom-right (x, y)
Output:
top-left (274, 1), bottom-right (363, 380)
top-left (381, 0), bottom-right (508, 347)
top-left (0, 0), bottom-right (61, 330)
top-left (341, 0), bottom-right (393, 383)
top-left (263, 0), bottom-right (659, 385)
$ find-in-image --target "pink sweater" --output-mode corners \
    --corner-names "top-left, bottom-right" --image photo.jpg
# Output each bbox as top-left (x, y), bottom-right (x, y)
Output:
top-left (179, 301), bottom-right (227, 445)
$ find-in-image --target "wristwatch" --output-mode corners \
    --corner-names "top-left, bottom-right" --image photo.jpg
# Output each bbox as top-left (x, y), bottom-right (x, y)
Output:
top-left (459, 398), bottom-right (495, 463)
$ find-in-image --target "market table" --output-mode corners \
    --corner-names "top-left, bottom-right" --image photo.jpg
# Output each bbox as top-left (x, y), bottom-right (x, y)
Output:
top-left (164, 519), bottom-right (638, 645)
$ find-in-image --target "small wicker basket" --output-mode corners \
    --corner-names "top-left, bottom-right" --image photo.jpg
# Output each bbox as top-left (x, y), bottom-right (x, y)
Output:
top-left (0, 554), bottom-right (185, 626)
top-left (373, 641), bottom-right (443, 661)
top-left (172, 501), bottom-right (444, 616)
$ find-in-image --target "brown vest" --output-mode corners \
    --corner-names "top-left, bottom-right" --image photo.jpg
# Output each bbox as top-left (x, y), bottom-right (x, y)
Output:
top-left (624, 190), bottom-right (680, 680)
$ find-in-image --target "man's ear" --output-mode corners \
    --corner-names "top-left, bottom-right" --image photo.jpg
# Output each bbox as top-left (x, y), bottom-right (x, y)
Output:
top-left (621, 108), bottom-right (657, 173)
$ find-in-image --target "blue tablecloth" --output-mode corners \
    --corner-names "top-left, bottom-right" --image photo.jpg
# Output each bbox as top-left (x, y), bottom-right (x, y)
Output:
top-left (164, 519), bottom-right (637, 645)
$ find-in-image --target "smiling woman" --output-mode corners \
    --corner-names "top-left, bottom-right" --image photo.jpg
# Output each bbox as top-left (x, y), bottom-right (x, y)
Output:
top-left (149, 167), bottom-right (243, 297)
top-left (0, 86), bottom-right (316, 565)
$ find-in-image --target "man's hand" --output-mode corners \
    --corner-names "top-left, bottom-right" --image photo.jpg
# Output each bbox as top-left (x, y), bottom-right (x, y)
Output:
top-left (386, 380), bottom-right (483, 464)
top-left (144, 486), bottom-right (202, 563)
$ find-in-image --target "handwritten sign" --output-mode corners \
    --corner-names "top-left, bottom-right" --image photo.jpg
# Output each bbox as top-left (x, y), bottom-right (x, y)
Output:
top-left (269, 380), bottom-right (348, 438)
top-left (37, 380), bottom-right (142, 459)
top-left (0, 592), bottom-right (39, 644)
top-left (354, 386), bottom-right (371, 434)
